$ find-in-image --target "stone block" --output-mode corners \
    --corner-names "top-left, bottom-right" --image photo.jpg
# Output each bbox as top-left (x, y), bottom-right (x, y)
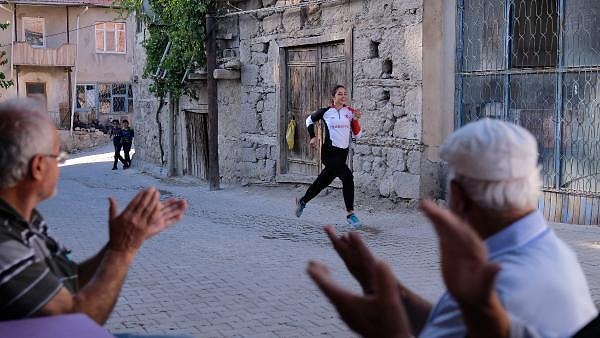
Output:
top-left (404, 86), bottom-right (422, 117)
top-left (260, 63), bottom-right (274, 84)
top-left (353, 37), bottom-right (372, 61)
top-left (348, 0), bottom-right (365, 17)
top-left (260, 159), bottom-right (277, 180)
top-left (262, 13), bottom-right (282, 33)
top-left (404, 23), bottom-right (423, 81)
top-left (372, 146), bottom-right (382, 156)
top-left (282, 9), bottom-right (302, 31)
top-left (393, 117), bottom-right (420, 140)
top-left (362, 59), bottom-right (382, 79)
top-left (239, 15), bottom-right (260, 40)
top-left (241, 64), bottom-right (260, 86)
top-left (241, 147), bottom-right (258, 163)
top-left (393, 172), bottom-right (421, 199)
top-left (389, 87), bottom-right (405, 106)
top-left (383, 119), bottom-right (394, 133)
top-left (379, 175), bottom-right (394, 197)
top-left (252, 52), bottom-right (268, 65)
top-left (355, 172), bottom-right (375, 188)
top-left (251, 43), bottom-right (267, 53)
top-left (239, 40), bottom-right (251, 64)
top-left (240, 108), bottom-right (259, 133)
top-left (407, 150), bottom-right (421, 174)
top-left (213, 69), bottom-right (240, 80)
top-left (222, 58), bottom-right (241, 70)
top-left (362, 160), bottom-right (372, 173)
top-left (261, 93), bottom-right (277, 133)
top-left (256, 145), bottom-right (268, 159)
top-left (385, 148), bottom-right (405, 171)
top-left (393, 0), bottom-right (422, 11)
top-left (372, 157), bottom-right (386, 178)
top-left (354, 144), bottom-right (371, 155)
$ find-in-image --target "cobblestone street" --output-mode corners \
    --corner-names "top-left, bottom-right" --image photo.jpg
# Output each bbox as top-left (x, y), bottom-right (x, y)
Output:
top-left (39, 145), bottom-right (600, 337)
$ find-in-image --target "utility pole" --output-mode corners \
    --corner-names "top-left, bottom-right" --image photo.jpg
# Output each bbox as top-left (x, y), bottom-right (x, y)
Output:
top-left (168, 92), bottom-right (176, 176)
top-left (206, 6), bottom-right (220, 190)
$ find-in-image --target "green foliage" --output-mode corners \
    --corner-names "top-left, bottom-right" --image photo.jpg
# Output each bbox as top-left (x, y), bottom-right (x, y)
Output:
top-left (117, 0), bottom-right (213, 99)
top-left (0, 22), bottom-right (13, 90)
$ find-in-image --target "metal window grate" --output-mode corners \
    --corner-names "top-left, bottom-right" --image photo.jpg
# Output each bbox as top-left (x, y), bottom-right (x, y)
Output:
top-left (456, 0), bottom-right (600, 223)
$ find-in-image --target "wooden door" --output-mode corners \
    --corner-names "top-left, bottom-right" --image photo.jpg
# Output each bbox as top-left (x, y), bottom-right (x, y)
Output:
top-left (283, 41), bottom-right (348, 177)
top-left (285, 46), bottom-right (320, 176)
top-left (185, 110), bottom-right (209, 179)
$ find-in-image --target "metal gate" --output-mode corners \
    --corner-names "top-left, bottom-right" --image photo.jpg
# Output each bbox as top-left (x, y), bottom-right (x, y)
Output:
top-left (456, 0), bottom-right (600, 224)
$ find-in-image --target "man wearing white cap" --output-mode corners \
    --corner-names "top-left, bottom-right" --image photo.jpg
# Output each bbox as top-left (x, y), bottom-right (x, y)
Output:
top-left (307, 118), bottom-right (597, 338)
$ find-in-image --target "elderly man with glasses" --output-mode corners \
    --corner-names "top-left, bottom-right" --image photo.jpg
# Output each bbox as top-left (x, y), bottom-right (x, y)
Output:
top-left (0, 98), bottom-right (187, 324)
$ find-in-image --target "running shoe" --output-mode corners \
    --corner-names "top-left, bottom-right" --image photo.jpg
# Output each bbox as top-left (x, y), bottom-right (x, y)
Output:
top-left (295, 198), bottom-right (306, 218)
top-left (346, 213), bottom-right (362, 228)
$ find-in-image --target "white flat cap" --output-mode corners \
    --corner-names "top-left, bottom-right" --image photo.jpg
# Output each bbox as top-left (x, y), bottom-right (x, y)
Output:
top-left (439, 118), bottom-right (539, 181)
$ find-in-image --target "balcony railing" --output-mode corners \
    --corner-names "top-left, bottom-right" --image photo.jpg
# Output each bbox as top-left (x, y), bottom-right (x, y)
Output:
top-left (13, 42), bottom-right (76, 67)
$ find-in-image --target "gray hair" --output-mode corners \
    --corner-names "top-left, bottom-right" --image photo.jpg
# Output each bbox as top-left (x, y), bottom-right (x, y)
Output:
top-left (0, 97), bottom-right (54, 189)
top-left (447, 168), bottom-right (541, 212)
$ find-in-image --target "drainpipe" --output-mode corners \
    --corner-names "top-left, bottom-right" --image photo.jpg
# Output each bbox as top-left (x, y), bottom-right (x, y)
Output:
top-left (70, 5), bottom-right (88, 135)
top-left (0, 4), bottom-right (14, 82)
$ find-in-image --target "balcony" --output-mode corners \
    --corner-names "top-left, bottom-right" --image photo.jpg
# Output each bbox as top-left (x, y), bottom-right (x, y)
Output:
top-left (13, 42), bottom-right (76, 67)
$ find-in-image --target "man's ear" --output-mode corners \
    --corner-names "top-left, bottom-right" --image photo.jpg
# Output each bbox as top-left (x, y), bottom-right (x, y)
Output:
top-left (449, 180), bottom-right (470, 216)
top-left (29, 155), bottom-right (45, 181)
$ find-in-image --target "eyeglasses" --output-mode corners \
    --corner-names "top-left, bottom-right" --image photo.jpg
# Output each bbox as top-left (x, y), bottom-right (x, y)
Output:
top-left (42, 151), bottom-right (69, 164)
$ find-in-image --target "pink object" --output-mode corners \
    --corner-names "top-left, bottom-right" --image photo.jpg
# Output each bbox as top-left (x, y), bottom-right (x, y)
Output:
top-left (0, 313), bottom-right (115, 338)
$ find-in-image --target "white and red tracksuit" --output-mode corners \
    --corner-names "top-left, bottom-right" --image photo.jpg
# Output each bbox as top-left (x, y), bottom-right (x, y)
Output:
top-left (300, 105), bottom-right (363, 211)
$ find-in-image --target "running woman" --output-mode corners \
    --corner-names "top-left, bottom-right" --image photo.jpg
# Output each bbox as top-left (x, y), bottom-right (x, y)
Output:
top-left (295, 85), bottom-right (363, 227)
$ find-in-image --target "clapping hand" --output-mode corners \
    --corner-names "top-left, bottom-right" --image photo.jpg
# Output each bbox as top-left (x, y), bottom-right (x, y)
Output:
top-left (107, 187), bottom-right (187, 253)
top-left (325, 225), bottom-right (377, 294)
top-left (307, 259), bottom-right (410, 338)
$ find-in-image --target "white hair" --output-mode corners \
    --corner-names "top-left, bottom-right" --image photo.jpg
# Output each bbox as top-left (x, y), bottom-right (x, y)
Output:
top-left (447, 168), bottom-right (541, 212)
top-left (0, 97), bottom-right (54, 189)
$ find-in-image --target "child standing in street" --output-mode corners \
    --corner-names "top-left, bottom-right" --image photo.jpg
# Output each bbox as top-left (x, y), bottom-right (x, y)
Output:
top-left (110, 119), bottom-right (126, 170)
top-left (120, 119), bottom-right (134, 169)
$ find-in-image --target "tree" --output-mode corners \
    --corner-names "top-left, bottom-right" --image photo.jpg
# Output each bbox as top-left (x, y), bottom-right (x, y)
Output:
top-left (117, 0), bottom-right (213, 164)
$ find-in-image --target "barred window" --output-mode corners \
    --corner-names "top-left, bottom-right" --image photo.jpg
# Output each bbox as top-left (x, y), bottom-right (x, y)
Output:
top-left (456, 0), bottom-right (600, 196)
top-left (97, 83), bottom-right (133, 114)
top-left (95, 22), bottom-right (126, 53)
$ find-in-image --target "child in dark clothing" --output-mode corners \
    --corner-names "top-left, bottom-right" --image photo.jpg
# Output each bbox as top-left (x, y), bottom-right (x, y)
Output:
top-left (110, 119), bottom-right (126, 170)
top-left (120, 120), bottom-right (134, 169)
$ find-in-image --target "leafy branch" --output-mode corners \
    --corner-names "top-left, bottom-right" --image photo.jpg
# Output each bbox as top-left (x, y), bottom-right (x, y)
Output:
top-left (117, 0), bottom-right (213, 99)
top-left (115, 0), bottom-right (213, 165)
top-left (0, 21), bottom-right (14, 90)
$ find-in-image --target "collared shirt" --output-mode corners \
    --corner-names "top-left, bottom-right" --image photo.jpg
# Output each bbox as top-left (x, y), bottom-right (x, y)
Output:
top-left (0, 198), bottom-right (78, 320)
top-left (419, 210), bottom-right (598, 338)
top-left (508, 313), bottom-right (600, 338)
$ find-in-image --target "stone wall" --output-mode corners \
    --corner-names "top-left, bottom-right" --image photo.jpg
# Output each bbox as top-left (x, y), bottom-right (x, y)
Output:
top-left (132, 0), bottom-right (442, 202)
top-left (232, 0), bottom-right (425, 199)
top-left (131, 26), bottom-right (170, 175)
top-left (59, 130), bottom-right (110, 153)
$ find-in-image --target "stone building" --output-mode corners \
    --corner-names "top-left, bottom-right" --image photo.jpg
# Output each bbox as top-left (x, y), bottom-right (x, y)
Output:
top-left (133, 0), bottom-right (600, 224)
top-left (133, 0), bottom-right (454, 203)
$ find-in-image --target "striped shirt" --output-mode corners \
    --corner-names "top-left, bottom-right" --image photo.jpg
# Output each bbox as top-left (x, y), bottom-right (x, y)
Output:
top-left (0, 198), bottom-right (78, 320)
